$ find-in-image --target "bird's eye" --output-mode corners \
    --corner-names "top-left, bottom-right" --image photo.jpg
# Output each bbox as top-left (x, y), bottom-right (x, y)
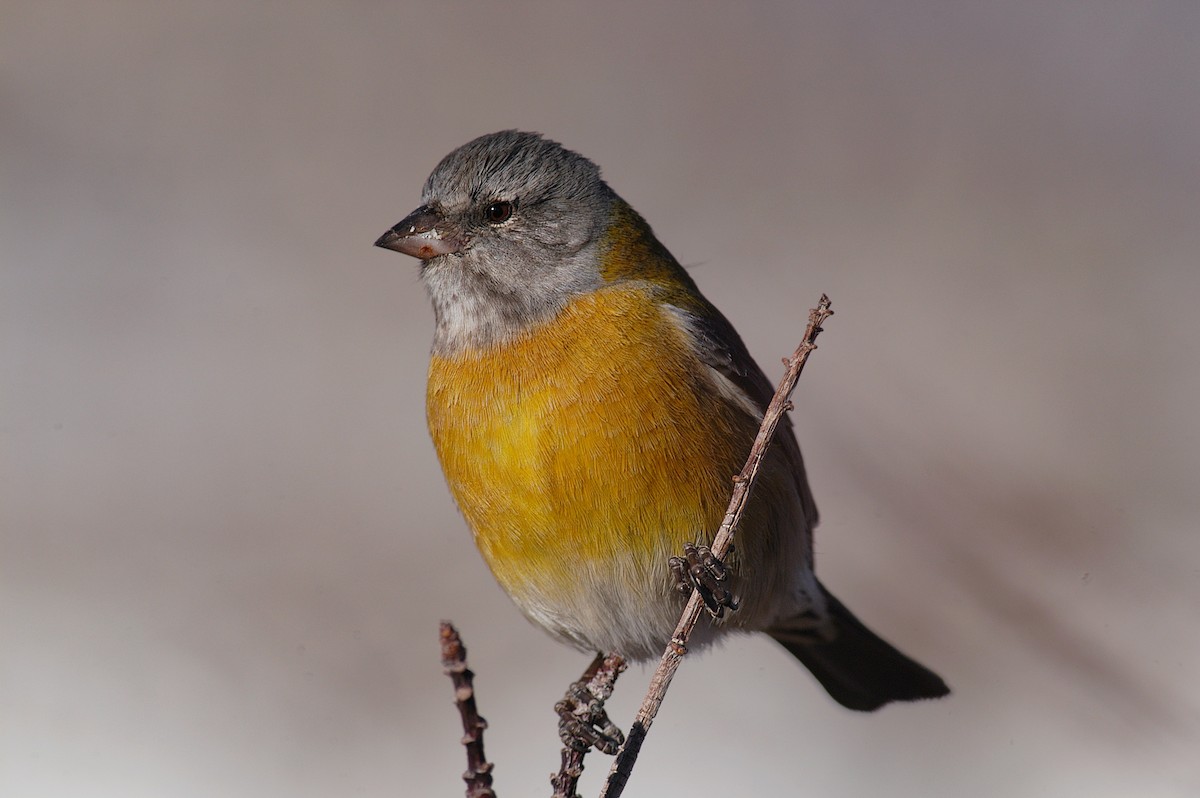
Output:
top-left (484, 201), bottom-right (514, 224)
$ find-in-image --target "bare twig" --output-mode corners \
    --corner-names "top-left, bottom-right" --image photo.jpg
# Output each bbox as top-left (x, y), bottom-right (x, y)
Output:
top-left (439, 622), bottom-right (497, 798)
top-left (600, 294), bottom-right (834, 798)
top-left (550, 653), bottom-right (627, 798)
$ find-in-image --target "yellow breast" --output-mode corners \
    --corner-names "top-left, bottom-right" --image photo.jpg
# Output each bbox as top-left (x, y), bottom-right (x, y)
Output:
top-left (426, 285), bottom-right (752, 613)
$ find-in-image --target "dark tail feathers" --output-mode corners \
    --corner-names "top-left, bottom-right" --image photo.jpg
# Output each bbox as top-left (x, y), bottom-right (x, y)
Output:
top-left (769, 582), bottom-right (950, 712)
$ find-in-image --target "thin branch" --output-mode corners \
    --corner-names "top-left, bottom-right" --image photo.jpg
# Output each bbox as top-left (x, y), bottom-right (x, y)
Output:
top-left (439, 621), bottom-right (497, 798)
top-left (600, 294), bottom-right (834, 798)
top-left (550, 653), bottom-right (627, 798)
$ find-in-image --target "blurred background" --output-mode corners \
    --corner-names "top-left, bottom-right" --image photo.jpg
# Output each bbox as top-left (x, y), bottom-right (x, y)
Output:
top-left (3, 2), bottom-right (1197, 796)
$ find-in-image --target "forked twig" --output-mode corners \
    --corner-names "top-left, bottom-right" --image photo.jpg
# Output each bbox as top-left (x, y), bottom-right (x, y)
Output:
top-left (599, 294), bottom-right (834, 798)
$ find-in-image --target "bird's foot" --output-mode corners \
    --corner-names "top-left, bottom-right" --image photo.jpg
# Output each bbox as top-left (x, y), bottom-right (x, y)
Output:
top-left (554, 654), bottom-right (626, 756)
top-left (669, 542), bottom-right (739, 618)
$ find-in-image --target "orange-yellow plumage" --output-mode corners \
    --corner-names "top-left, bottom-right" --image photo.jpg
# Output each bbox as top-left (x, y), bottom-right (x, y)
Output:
top-left (427, 284), bottom-right (759, 652)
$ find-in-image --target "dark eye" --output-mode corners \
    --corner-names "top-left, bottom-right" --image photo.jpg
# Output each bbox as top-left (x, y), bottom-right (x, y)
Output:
top-left (484, 201), bottom-right (514, 224)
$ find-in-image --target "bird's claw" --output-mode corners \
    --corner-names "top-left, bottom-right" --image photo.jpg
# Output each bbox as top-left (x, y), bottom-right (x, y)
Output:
top-left (669, 542), bottom-right (739, 618)
top-left (555, 673), bottom-right (624, 755)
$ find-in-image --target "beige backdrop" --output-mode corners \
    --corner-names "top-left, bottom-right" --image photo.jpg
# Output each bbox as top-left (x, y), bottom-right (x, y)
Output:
top-left (3, 2), bottom-right (1198, 796)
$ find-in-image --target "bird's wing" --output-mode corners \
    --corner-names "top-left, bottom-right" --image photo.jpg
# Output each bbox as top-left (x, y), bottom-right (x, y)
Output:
top-left (664, 300), bottom-right (820, 529)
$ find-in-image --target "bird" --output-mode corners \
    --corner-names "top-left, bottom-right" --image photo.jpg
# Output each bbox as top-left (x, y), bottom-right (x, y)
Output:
top-left (376, 131), bottom-right (949, 711)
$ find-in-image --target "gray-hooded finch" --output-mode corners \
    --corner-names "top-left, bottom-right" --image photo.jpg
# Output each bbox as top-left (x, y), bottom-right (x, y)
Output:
top-left (377, 131), bottom-right (949, 710)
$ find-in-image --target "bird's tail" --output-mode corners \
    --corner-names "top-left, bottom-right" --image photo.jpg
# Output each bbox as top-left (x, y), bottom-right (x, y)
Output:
top-left (769, 581), bottom-right (950, 711)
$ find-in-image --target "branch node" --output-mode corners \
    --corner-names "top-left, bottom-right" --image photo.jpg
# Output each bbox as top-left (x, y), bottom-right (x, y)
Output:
top-left (439, 622), bottom-right (497, 798)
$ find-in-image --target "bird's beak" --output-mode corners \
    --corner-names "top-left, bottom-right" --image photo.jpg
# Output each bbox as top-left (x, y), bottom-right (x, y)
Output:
top-left (375, 206), bottom-right (464, 260)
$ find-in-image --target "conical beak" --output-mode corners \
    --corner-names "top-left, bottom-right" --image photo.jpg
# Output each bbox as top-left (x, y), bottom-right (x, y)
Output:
top-left (375, 206), bottom-right (464, 260)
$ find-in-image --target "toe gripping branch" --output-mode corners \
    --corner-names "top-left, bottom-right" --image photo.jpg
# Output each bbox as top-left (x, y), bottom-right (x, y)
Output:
top-left (555, 654), bottom-right (627, 756)
top-left (669, 542), bottom-right (739, 618)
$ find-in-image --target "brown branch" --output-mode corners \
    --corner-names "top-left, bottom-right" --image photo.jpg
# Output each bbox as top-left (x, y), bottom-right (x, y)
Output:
top-left (600, 294), bottom-right (834, 798)
top-left (550, 653), bottom-right (627, 798)
top-left (439, 621), bottom-right (497, 798)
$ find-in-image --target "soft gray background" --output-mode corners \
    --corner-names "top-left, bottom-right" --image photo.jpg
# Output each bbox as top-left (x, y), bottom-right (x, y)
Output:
top-left (3, 2), bottom-right (1197, 796)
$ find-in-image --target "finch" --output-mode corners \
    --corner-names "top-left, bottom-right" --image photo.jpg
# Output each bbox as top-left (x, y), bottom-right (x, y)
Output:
top-left (377, 131), bottom-right (948, 711)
